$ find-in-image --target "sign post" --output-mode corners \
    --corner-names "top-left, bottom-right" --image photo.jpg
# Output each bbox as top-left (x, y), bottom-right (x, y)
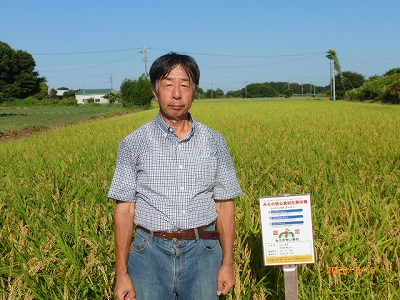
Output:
top-left (259, 194), bottom-right (315, 299)
top-left (283, 264), bottom-right (298, 300)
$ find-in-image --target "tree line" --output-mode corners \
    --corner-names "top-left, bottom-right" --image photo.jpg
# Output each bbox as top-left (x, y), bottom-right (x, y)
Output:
top-left (1, 41), bottom-right (399, 106)
top-left (0, 42), bottom-right (47, 101)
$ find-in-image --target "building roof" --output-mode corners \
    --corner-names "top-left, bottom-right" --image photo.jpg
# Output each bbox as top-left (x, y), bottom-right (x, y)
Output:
top-left (56, 89), bottom-right (69, 96)
top-left (75, 88), bottom-right (115, 96)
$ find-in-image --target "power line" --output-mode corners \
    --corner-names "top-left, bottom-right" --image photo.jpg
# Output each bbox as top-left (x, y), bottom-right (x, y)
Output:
top-left (31, 45), bottom-right (399, 65)
top-left (150, 47), bottom-right (326, 58)
top-left (202, 54), bottom-right (321, 69)
top-left (342, 52), bottom-right (400, 64)
top-left (32, 47), bottom-right (141, 56)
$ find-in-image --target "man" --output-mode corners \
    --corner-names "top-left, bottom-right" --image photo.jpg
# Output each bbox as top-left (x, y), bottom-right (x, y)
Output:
top-left (108, 52), bottom-right (242, 299)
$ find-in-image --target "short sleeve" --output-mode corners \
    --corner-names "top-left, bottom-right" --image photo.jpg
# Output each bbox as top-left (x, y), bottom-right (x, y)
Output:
top-left (213, 134), bottom-right (243, 200)
top-left (108, 139), bottom-right (138, 202)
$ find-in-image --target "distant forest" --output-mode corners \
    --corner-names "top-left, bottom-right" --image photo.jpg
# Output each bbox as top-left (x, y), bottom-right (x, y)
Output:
top-left (1, 41), bottom-right (399, 104)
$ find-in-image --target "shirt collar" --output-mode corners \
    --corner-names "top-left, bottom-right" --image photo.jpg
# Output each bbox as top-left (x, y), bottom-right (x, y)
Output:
top-left (155, 112), bottom-right (171, 134)
top-left (155, 112), bottom-right (196, 136)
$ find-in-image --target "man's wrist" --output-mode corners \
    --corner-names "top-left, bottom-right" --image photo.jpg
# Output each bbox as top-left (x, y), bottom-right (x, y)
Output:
top-left (115, 267), bottom-right (129, 277)
top-left (221, 255), bottom-right (234, 266)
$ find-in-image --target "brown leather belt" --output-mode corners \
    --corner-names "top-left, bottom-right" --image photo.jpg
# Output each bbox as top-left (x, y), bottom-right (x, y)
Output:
top-left (137, 224), bottom-right (219, 240)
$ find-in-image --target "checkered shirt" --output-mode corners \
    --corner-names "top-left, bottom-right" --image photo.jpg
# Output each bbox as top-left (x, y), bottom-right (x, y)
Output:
top-left (108, 113), bottom-right (242, 231)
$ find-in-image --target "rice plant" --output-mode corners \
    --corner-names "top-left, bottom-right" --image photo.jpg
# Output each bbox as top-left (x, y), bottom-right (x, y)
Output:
top-left (1, 99), bottom-right (399, 299)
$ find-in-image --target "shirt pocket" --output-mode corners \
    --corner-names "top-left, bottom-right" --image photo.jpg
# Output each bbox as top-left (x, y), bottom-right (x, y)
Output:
top-left (195, 155), bottom-right (218, 188)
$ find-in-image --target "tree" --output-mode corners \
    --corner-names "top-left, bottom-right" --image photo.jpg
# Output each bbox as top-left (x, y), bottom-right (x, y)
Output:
top-left (335, 71), bottom-right (365, 99)
top-left (103, 90), bottom-right (121, 104)
top-left (49, 88), bottom-right (57, 99)
top-left (196, 87), bottom-right (205, 98)
top-left (34, 82), bottom-right (49, 100)
top-left (0, 41), bottom-right (45, 101)
top-left (226, 89), bottom-right (243, 98)
top-left (345, 70), bottom-right (400, 104)
top-left (384, 68), bottom-right (400, 76)
top-left (62, 90), bottom-right (76, 98)
top-left (120, 74), bottom-right (153, 108)
top-left (245, 83), bottom-right (279, 98)
top-left (203, 88), bottom-right (224, 99)
top-left (225, 81), bottom-right (328, 98)
top-left (284, 88), bottom-right (293, 98)
top-left (382, 73), bottom-right (400, 104)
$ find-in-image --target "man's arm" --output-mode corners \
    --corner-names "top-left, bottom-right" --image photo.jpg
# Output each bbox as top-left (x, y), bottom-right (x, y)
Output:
top-left (215, 199), bottom-right (236, 296)
top-left (114, 201), bottom-right (136, 300)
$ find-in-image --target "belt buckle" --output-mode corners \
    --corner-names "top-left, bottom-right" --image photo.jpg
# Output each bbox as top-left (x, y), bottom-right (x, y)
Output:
top-left (162, 230), bottom-right (174, 240)
top-left (164, 229), bottom-right (186, 240)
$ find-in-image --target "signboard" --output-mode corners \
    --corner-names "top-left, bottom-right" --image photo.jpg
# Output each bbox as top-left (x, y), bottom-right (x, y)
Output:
top-left (259, 194), bottom-right (315, 266)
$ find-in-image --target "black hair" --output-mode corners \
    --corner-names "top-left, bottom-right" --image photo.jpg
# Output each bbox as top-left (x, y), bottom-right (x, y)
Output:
top-left (149, 52), bottom-right (200, 89)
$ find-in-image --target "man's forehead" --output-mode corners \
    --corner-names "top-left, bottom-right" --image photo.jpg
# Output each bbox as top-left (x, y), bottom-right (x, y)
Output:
top-left (162, 66), bottom-right (191, 81)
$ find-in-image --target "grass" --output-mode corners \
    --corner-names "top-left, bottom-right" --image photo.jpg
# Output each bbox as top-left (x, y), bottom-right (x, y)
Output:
top-left (0, 99), bottom-right (399, 299)
top-left (0, 104), bottom-right (133, 140)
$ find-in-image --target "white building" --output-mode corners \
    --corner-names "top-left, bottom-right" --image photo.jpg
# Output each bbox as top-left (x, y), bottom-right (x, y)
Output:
top-left (56, 89), bottom-right (68, 97)
top-left (75, 89), bottom-right (116, 104)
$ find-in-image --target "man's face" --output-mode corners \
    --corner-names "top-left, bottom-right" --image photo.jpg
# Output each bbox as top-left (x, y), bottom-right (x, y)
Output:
top-left (152, 65), bottom-right (195, 123)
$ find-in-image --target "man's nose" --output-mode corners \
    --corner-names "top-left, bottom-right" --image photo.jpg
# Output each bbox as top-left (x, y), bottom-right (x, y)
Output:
top-left (172, 85), bottom-right (182, 99)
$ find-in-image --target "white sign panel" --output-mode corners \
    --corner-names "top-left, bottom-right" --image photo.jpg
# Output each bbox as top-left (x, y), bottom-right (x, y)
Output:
top-left (259, 194), bottom-right (315, 266)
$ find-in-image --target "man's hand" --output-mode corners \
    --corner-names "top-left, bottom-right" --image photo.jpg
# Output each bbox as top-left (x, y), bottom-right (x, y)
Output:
top-left (217, 264), bottom-right (236, 296)
top-left (114, 273), bottom-right (136, 300)
top-left (215, 199), bottom-right (236, 296)
top-left (114, 201), bottom-right (136, 300)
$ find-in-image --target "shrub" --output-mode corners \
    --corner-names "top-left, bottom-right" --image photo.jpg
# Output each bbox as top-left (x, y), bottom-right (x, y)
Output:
top-left (348, 73), bottom-right (400, 104)
top-left (120, 74), bottom-right (153, 108)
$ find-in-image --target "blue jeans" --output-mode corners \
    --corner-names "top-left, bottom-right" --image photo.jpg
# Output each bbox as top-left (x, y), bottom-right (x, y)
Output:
top-left (128, 226), bottom-right (222, 299)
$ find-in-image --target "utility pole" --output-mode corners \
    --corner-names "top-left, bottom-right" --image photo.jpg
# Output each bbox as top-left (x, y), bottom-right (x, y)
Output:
top-left (301, 82), bottom-right (303, 97)
top-left (140, 46), bottom-right (149, 78)
top-left (330, 58), bottom-right (336, 101)
top-left (109, 73), bottom-right (113, 89)
top-left (326, 50), bottom-right (338, 101)
top-left (245, 81), bottom-right (248, 98)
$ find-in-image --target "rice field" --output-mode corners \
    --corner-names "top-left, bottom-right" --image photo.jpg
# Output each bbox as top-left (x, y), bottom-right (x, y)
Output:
top-left (0, 104), bottom-right (132, 140)
top-left (0, 99), bottom-right (399, 299)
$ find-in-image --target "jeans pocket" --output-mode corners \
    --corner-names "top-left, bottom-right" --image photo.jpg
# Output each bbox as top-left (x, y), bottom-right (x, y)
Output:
top-left (131, 232), bottom-right (149, 252)
top-left (200, 238), bottom-right (220, 251)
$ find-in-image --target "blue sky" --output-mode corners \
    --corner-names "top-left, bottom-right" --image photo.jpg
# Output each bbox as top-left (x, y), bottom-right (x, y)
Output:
top-left (1, 0), bottom-right (399, 92)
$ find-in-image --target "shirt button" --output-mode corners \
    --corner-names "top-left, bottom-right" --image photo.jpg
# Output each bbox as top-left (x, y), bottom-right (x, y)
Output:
top-left (180, 187), bottom-right (184, 191)
top-left (178, 165), bottom-right (183, 169)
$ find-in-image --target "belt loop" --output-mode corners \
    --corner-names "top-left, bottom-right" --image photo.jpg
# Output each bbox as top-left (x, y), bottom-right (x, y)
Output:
top-left (140, 226), bottom-right (154, 242)
top-left (149, 229), bottom-right (154, 242)
top-left (194, 228), bottom-right (200, 240)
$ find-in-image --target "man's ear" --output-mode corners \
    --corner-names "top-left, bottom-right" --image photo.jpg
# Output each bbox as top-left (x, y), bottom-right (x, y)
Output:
top-left (151, 86), bottom-right (159, 102)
